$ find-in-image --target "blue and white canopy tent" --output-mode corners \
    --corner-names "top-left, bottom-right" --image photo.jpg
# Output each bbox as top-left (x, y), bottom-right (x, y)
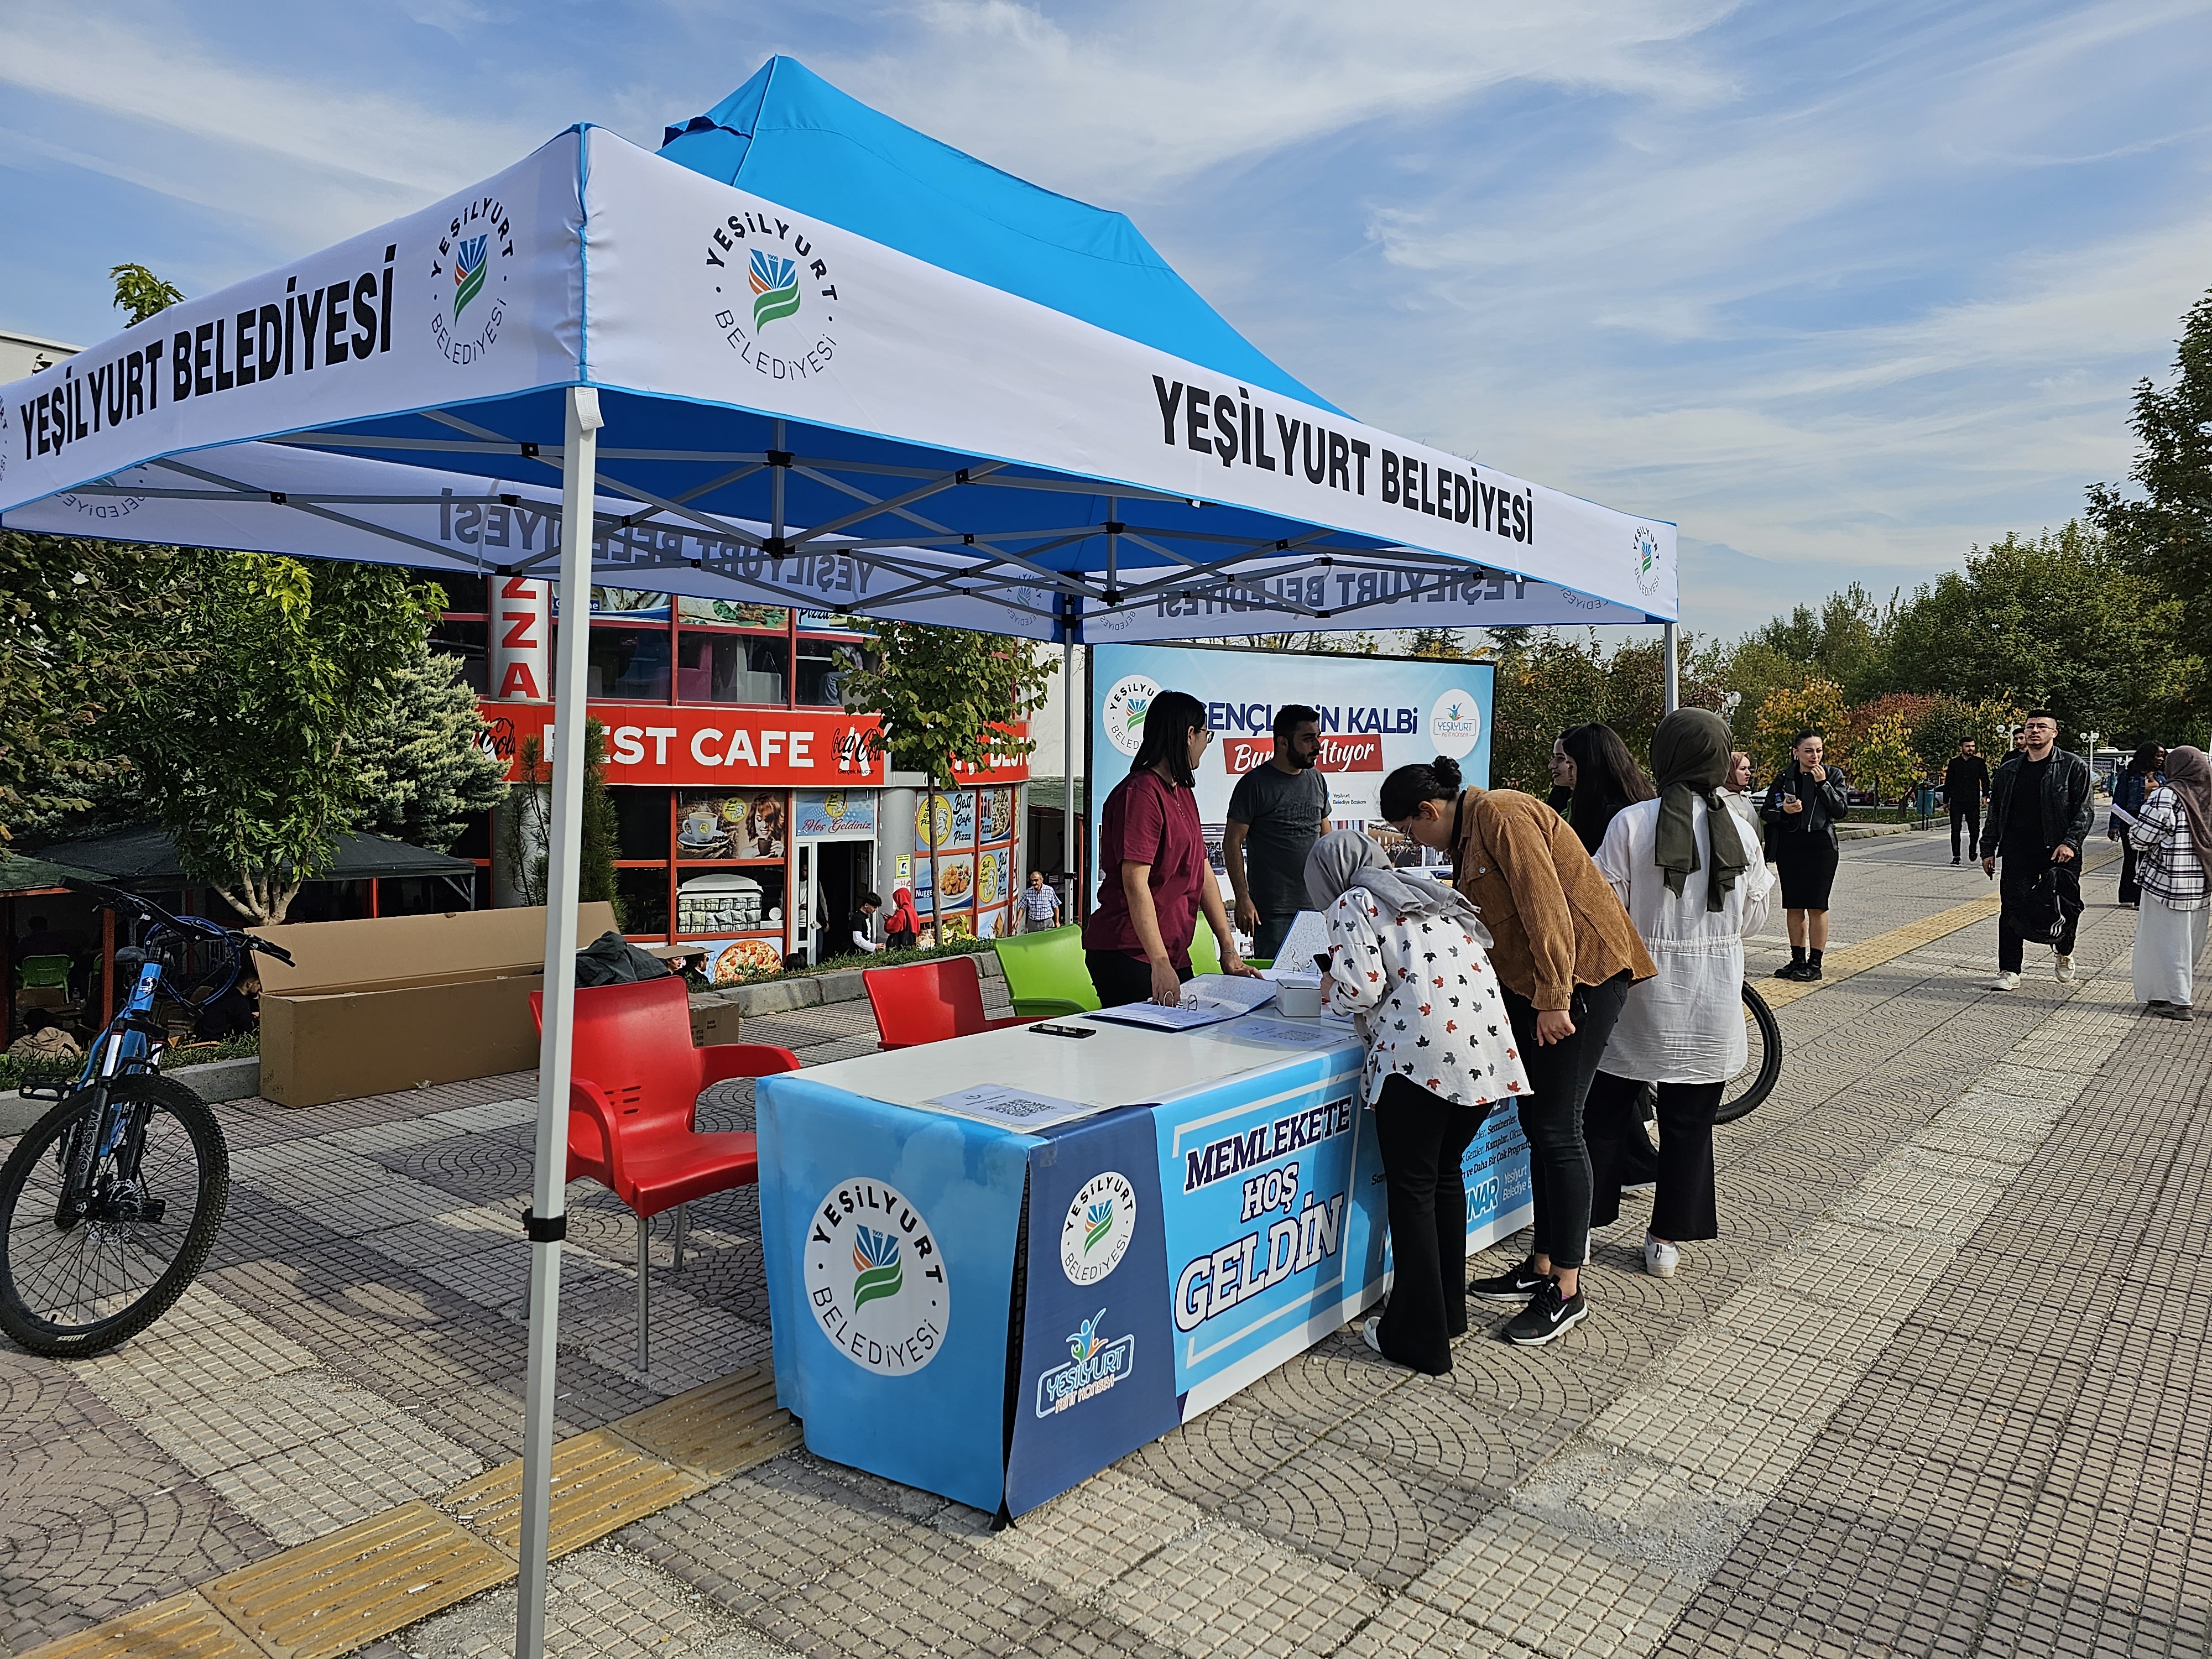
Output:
top-left (0, 56), bottom-right (1678, 1655)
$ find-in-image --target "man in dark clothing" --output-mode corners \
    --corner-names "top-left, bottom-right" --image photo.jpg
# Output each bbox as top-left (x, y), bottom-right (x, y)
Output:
top-left (1982, 711), bottom-right (2093, 989)
top-left (1224, 705), bottom-right (1331, 962)
top-left (1943, 739), bottom-right (1990, 864)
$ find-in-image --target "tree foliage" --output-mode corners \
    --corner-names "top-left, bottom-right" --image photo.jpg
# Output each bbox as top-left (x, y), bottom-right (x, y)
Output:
top-left (109, 263), bottom-right (184, 326)
top-left (499, 722), bottom-right (621, 925)
top-left (0, 531), bottom-right (196, 849)
top-left (1751, 678), bottom-right (1848, 774)
top-left (2088, 288), bottom-right (2212, 737)
top-left (1487, 630), bottom-right (1725, 795)
top-left (839, 623), bottom-right (1055, 917)
top-left (352, 636), bottom-right (510, 851)
top-left (117, 555), bottom-right (440, 923)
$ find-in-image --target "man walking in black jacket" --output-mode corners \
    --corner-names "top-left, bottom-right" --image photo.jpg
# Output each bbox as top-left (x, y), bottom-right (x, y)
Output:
top-left (1983, 711), bottom-right (2093, 989)
top-left (1944, 739), bottom-right (1990, 864)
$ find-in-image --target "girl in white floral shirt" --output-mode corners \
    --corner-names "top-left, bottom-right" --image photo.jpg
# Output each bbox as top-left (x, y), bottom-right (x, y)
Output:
top-left (1306, 832), bottom-right (1530, 1374)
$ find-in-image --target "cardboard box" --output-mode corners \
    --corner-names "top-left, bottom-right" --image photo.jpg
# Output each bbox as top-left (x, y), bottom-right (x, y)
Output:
top-left (688, 998), bottom-right (743, 1048)
top-left (256, 904), bottom-right (618, 1109)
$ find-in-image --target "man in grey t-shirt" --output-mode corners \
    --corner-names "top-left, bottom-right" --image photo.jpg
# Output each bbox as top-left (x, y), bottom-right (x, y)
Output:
top-left (1225, 705), bottom-right (1331, 963)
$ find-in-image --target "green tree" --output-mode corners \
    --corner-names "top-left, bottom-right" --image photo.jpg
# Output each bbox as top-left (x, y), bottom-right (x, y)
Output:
top-left (1486, 629), bottom-right (1723, 794)
top-left (1409, 627), bottom-right (1466, 659)
top-left (1753, 678), bottom-right (1848, 773)
top-left (110, 263), bottom-right (185, 326)
top-left (0, 531), bottom-right (196, 849)
top-left (351, 637), bottom-right (510, 851)
top-left (1851, 712), bottom-right (1918, 808)
top-left (499, 721), bottom-right (620, 925)
top-left (1880, 523), bottom-right (2185, 746)
top-left (2088, 288), bottom-right (2212, 737)
top-left (117, 555), bottom-right (440, 923)
top-left (839, 624), bottom-right (1054, 930)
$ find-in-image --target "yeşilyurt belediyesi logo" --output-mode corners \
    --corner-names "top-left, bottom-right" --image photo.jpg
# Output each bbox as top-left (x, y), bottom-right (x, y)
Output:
top-left (804, 1178), bottom-right (948, 1377)
top-left (1061, 1170), bottom-right (1138, 1286)
top-left (430, 194), bottom-right (514, 367)
top-left (1632, 524), bottom-right (1664, 598)
top-left (749, 249), bottom-right (802, 331)
top-left (1104, 675), bottom-right (1162, 757)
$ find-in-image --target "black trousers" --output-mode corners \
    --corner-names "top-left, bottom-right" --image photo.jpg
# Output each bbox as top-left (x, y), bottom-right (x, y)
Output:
top-left (2119, 842), bottom-right (2141, 904)
top-left (1371, 1075), bottom-right (1485, 1374)
top-left (1086, 950), bottom-right (1190, 1007)
top-left (1950, 802), bottom-right (1981, 859)
top-left (1499, 973), bottom-right (1631, 1272)
top-left (1585, 1072), bottom-right (1724, 1240)
top-left (1997, 861), bottom-right (2080, 972)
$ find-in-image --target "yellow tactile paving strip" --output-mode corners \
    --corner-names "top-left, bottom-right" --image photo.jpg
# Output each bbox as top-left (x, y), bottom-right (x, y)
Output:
top-left (22, 1365), bottom-right (796, 1659)
top-left (1762, 843), bottom-right (2115, 1010)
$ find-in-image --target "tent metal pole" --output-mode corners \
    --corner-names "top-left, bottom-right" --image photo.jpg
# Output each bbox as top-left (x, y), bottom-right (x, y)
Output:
top-left (1060, 636), bottom-right (1073, 890)
top-left (515, 384), bottom-right (603, 1659)
top-left (1662, 622), bottom-right (1680, 714)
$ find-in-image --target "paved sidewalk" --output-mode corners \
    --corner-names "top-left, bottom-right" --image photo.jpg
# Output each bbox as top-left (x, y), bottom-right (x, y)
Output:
top-left (6, 826), bottom-right (2208, 1658)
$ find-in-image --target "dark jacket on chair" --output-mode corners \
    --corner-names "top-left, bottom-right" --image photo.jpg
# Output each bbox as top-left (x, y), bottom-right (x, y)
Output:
top-left (1760, 762), bottom-right (1850, 849)
top-left (1986, 748), bottom-right (2094, 860)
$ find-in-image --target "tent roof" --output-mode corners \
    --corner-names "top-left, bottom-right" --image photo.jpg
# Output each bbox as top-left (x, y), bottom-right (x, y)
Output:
top-left (0, 66), bottom-right (1678, 637)
top-left (660, 58), bottom-right (1340, 415)
top-left (0, 854), bottom-right (106, 898)
top-left (23, 826), bottom-right (476, 891)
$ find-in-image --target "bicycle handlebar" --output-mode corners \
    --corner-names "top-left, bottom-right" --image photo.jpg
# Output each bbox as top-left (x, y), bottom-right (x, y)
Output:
top-left (61, 878), bottom-right (294, 967)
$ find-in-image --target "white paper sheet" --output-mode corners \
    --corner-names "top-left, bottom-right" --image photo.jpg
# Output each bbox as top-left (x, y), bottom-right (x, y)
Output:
top-left (922, 1082), bottom-right (1105, 1130)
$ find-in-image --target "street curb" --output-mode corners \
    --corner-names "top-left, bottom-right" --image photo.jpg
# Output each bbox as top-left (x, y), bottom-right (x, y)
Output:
top-left (0, 1055), bottom-right (263, 1132)
top-left (708, 952), bottom-right (1002, 1016)
top-left (1837, 821), bottom-right (1921, 840)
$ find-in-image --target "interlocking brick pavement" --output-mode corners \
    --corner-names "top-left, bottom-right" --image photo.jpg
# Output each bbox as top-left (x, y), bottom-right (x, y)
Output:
top-left (11, 828), bottom-right (2212, 1659)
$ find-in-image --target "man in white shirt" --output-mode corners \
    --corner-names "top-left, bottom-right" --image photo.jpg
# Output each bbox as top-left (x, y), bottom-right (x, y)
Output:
top-left (1019, 869), bottom-right (1063, 932)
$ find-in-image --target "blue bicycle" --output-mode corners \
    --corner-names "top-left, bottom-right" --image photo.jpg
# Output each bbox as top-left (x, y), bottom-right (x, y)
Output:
top-left (0, 883), bottom-right (291, 1357)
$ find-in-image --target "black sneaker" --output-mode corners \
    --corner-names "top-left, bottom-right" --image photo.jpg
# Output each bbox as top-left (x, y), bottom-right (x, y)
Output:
top-left (1503, 1279), bottom-right (1588, 1345)
top-left (1772, 961), bottom-right (1808, 980)
top-left (1469, 1255), bottom-right (1547, 1300)
top-left (1801, 961), bottom-right (1823, 980)
top-left (1952, 857), bottom-right (1961, 865)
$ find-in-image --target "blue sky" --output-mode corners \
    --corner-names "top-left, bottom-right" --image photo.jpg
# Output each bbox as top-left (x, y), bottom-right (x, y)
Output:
top-left (3, 0), bottom-right (2208, 638)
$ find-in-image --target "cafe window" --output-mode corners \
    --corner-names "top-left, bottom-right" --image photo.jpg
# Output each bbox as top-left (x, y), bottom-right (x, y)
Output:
top-left (426, 571), bottom-right (488, 613)
top-left (611, 787), bottom-right (671, 860)
top-left (677, 631), bottom-right (789, 705)
top-left (615, 869), bottom-right (670, 937)
top-left (797, 638), bottom-right (867, 706)
top-left (586, 625), bottom-right (671, 701)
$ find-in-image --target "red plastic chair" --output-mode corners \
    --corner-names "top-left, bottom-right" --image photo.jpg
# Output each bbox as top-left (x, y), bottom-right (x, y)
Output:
top-left (529, 977), bottom-right (801, 1370)
top-left (863, 954), bottom-right (1033, 1050)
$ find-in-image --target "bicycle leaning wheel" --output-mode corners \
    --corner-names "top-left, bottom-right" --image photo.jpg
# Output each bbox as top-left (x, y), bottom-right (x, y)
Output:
top-left (1631, 982), bottom-right (1785, 1157)
top-left (0, 1073), bottom-right (229, 1358)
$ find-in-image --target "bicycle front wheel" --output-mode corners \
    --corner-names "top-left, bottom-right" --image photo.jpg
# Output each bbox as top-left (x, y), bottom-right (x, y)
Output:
top-left (0, 1074), bottom-right (229, 1357)
top-left (1716, 984), bottom-right (1782, 1124)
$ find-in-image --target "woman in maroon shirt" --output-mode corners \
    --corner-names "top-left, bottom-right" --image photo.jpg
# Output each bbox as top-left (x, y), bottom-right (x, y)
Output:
top-left (1084, 689), bottom-right (1256, 1006)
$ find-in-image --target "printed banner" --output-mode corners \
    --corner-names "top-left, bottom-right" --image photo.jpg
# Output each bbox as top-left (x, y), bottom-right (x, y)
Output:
top-left (1089, 644), bottom-right (1493, 854)
top-left (791, 789), bottom-right (877, 839)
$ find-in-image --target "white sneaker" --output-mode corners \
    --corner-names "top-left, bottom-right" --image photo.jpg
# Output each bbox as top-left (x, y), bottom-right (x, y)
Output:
top-left (2056, 954), bottom-right (2076, 983)
top-left (1643, 1234), bottom-right (1681, 1279)
top-left (1991, 971), bottom-right (2021, 990)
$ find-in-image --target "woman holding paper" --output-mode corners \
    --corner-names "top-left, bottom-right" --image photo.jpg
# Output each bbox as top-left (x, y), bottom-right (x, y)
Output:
top-left (1307, 831), bottom-right (1530, 1374)
top-left (2126, 745), bottom-right (2210, 1019)
top-left (1085, 689), bottom-right (1256, 1006)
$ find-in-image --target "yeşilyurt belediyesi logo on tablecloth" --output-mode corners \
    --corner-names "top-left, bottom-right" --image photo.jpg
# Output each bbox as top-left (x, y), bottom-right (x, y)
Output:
top-left (1104, 675), bottom-right (1162, 756)
top-left (429, 195), bottom-right (514, 367)
top-left (1428, 689), bottom-right (1483, 758)
top-left (804, 1178), bottom-right (947, 1376)
top-left (705, 202), bottom-right (842, 383)
top-left (1060, 1170), bottom-right (1137, 1287)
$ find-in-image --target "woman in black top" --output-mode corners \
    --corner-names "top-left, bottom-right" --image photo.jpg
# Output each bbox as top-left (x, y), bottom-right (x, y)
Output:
top-left (1559, 724), bottom-right (1655, 855)
top-left (1760, 731), bottom-right (1850, 980)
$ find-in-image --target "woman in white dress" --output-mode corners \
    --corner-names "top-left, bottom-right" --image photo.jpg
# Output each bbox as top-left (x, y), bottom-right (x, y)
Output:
top-left (2127, 745), bottom-right (2210, 1019)
top-left (1306, 832), bottom-right (1530, 1374)
top-left (1584, 710), bottom-right (1775, 1278)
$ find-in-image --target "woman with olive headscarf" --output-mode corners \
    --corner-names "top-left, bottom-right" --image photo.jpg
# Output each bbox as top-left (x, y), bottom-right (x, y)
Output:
top-left (1306, 831), bottom-right (1529, 1373)
top-left (1585, 710), bottom-right (1775, 1279)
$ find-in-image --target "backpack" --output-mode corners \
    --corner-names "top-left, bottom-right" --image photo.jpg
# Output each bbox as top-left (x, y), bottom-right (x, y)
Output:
top-left (2004, 864), bottom-right (2082, 943)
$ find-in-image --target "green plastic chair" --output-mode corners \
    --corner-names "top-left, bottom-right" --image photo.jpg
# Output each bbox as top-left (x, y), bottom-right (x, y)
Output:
top-left (1188, 926), bottom-right (1222, 977)
top-left (18, 955), bottom-right (71, 992)
top-left (992, 926), bottom-right (1098, 1019)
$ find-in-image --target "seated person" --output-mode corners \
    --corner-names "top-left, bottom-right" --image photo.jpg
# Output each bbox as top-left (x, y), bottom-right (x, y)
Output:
top-left (9, 1010), bottom-right (82, 1062)
top-left (192, 971), bottom-right (261, 1042)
